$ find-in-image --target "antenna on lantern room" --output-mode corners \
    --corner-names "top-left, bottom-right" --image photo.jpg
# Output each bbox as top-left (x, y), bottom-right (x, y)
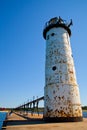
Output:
top-left (43, 16), bottom-right (73, 40)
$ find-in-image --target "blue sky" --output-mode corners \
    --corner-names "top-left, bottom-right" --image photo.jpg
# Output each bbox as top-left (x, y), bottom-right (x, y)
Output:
top-left (0, 0), bottom-right (87, 108)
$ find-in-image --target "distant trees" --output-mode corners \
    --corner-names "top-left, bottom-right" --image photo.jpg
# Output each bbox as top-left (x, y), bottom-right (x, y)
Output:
top-left (82, 106), bottom-right (87, 110)
top-left (0, 107), bottom-right (13, 111)
top-left (0, 107), bottom-right (6, 111)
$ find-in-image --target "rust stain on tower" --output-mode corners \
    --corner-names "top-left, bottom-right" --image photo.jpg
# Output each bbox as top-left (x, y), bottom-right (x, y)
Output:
top-left (43, 17), bottom-right (83, 122)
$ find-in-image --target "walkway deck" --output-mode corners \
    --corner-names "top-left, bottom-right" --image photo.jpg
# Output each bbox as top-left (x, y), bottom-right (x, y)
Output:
top-left (2, 112), bottom-right (87, 130)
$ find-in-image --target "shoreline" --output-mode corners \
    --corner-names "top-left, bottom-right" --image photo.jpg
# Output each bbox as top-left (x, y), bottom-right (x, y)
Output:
top-left (0, 111), bottom-right (9, 113)
top-left (82, 110), bottom-right (87, 112)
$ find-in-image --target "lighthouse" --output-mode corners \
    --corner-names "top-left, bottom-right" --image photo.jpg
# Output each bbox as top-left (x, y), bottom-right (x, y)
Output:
top-left (43, 17), bottom-right (83, 122)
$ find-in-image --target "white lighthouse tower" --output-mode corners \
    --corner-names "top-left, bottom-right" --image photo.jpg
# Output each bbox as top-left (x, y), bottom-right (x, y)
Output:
top-left (43, 17), bottom-right (83, 122)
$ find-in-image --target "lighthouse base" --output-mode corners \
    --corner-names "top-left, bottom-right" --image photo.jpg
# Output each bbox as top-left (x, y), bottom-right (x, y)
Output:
top-left (44, 117), bottom-right (83, 122)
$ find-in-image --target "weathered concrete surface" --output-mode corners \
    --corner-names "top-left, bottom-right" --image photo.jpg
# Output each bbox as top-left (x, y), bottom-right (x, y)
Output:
top-left (2, 113), bottom-right (87, 130)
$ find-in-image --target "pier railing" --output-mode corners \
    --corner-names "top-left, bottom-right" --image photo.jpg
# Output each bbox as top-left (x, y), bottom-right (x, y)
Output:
top-left (14, 96), bottom-right (44, 115)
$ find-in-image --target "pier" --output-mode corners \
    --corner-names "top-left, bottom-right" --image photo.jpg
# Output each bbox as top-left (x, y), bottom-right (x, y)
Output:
top-left (2, 112), bottom-right (87, 130)
top-left (2, 96), bottom-right (87, 129)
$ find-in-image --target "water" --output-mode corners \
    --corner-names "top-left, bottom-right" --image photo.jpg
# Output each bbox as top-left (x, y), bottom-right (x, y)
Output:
top-left (83, 111), bottom-right (87, 118)
top-left (0, 112), bottom-right (7, 129)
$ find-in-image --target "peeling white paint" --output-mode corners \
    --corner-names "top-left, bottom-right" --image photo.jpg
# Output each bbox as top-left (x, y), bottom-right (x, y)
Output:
top-left (44, 27), bottom-right (82, 118)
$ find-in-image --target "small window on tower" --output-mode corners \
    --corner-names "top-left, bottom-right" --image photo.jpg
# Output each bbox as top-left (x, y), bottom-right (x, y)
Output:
top-left (51, 33), bottom-right (55, 36)
top-left (52, 66), bottom-right (56, 71)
